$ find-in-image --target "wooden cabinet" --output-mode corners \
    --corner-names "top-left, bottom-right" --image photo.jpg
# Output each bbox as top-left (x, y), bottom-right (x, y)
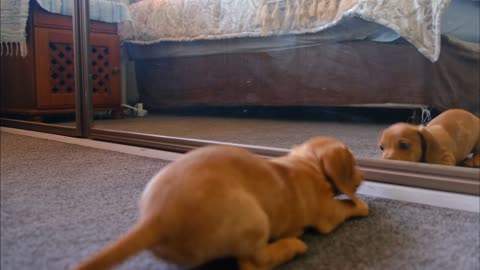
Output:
top-left (0, 3), bottom-right (122, 121)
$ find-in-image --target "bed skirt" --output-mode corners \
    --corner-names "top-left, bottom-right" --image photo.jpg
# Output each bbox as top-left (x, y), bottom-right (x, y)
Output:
top-left (131, 36), bottom-right (479, 115)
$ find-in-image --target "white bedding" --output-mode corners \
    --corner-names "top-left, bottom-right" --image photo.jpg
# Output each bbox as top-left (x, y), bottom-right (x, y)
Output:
top-left (121, 0), bottom-right (451, 62)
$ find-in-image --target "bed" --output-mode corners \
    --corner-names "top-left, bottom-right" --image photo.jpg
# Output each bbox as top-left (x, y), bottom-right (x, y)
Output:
top-left (120, 0), bottom-right (480, 115)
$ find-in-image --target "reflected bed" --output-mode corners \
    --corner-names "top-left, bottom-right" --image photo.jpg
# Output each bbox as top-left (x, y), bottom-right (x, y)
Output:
top-left (122, 0), bottom-right (479, 115)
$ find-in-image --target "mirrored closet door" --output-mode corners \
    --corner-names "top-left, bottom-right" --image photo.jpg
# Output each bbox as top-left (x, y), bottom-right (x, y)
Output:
top-left (84, 0), bottom-right (479, 193)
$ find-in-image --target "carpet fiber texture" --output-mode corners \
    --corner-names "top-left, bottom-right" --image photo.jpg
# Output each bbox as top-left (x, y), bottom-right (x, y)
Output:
top-left (1, 132), bottom-right (479, 270)
top-left (92, 115), bottom-right (388, 158)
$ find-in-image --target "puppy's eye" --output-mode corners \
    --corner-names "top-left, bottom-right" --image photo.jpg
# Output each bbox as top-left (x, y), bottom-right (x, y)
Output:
top-left (379, 145), bottom-right (384, 151)
top-left (399, 142), bottom-right (410, 150)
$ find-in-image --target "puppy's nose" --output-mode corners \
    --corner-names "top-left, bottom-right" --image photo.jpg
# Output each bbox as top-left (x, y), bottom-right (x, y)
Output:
top-left (382, 152), bottom-right (393, 160)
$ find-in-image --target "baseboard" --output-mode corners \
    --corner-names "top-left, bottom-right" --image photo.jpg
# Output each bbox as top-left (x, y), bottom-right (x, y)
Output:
top-left (2, 126), bottom-right (478, 213)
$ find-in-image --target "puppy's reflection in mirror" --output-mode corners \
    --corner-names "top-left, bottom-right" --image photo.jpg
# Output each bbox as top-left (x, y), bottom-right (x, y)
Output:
top-left (379, 109), bottom-right (479, 167)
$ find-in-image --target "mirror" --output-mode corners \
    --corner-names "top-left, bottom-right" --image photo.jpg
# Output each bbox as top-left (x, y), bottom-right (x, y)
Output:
top-left (89, 0), bottom-right (478, 169)
top-left (1, 1), bottom-right (79, 128)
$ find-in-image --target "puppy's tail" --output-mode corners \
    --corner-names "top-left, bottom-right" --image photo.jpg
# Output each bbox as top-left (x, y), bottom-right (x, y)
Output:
top-left (71, 219), bottom-right (160, 270)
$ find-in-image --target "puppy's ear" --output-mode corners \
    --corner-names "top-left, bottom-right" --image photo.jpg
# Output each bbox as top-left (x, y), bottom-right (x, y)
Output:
top-left (320, 146), bottom-right (358, 200)
top-left (418, 126), bottom-right (441, 164)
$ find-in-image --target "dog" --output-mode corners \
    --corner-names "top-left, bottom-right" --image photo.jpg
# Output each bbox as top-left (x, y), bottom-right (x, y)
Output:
top-left (379, 109), bottom-right (480, 167)
top-left (71, 137), bottom-right (368, 270)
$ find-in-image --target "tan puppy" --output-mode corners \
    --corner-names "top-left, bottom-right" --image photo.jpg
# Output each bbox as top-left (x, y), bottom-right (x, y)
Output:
top-left (379, 109), bottom-right (480, 167)
top-left (72, 137), bottom-right (368, 270)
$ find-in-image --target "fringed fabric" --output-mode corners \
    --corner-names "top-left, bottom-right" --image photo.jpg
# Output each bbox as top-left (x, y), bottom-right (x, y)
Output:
top-left (0, 42), bottom-right (28, 57)
top-left (0, 0), bottom-right (29, 57)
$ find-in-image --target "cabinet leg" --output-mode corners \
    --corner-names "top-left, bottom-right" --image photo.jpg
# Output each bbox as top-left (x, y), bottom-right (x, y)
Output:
top-left (30, 115), bottom-right (44, 122)
top-left (111, 109), bottom-right (123, 119)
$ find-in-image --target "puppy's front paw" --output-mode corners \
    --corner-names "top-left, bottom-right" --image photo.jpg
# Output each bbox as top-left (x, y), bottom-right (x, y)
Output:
top-left (463, 156), bottom-right (480, 168)
top-left (284, 238), bottom-right (308, 255)
top-left (353, 198), bottom-right (369, 217)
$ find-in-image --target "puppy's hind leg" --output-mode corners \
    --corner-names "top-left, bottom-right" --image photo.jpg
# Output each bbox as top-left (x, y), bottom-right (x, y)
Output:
top-left (238, 238), bottom-right (308, 270)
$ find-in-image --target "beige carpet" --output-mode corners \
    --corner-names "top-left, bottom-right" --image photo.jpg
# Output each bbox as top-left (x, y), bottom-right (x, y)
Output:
top-left (93, 115), bottom-right (389, 158)
top-left (1, 131), bottom-right (479, 270)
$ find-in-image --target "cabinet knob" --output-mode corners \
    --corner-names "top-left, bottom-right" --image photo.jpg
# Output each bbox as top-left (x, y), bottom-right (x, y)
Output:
top-left (112, 67), bottom-right (120, 74)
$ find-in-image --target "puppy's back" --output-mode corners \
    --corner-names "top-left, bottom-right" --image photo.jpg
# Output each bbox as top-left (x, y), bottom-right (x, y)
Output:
top-left (427, 109), bottom-right (479, 160)
top-left (427, 109), bottom-right (479, 139)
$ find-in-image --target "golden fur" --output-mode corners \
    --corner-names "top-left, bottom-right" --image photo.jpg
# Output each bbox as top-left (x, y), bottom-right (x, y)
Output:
top-left (71, 137), bottom-right (368, 270)
top-left (379, 109), bottom-right (480, 167)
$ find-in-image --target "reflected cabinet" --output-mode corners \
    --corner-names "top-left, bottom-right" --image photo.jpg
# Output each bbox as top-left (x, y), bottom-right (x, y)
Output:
top-left (0, 3), bottom-right (122, 122)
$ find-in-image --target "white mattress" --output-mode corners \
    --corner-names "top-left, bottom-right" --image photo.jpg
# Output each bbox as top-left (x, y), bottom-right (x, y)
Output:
top-left (442, 0), bottom-right (479, 43)
top-left (126, 16), bottom-right (395, 59)
top-left (372, 0), bottom-right (480, 43)
top-left (36, 0), bottom-right (131, 23)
